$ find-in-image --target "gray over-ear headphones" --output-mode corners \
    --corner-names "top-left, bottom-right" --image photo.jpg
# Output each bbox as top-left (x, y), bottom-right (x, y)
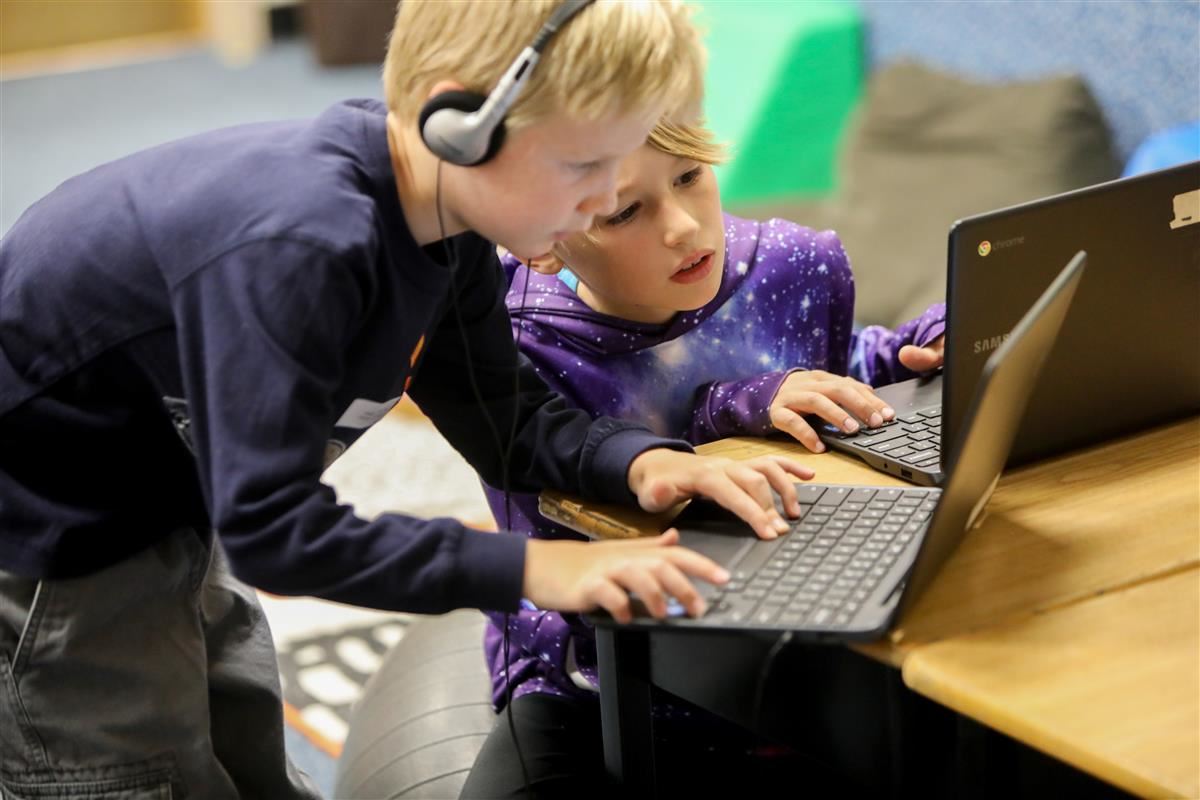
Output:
top-left (418, 0), bottom-right (597, 167)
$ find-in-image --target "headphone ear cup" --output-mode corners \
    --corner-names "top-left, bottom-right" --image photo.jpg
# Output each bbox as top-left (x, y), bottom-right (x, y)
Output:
top-left (418, 90), bottom-right (508, 166)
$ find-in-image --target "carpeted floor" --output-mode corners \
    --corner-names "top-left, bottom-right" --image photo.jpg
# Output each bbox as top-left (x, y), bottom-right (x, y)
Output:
top-left (3, 39), bottom-right (495, 795)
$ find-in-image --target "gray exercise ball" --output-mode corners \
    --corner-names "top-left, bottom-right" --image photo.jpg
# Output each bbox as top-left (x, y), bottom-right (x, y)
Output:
top-left (334, 609), bottom-right (496, 799)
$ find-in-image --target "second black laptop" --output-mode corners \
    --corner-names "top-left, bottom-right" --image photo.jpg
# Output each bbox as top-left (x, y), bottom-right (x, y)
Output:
top-left (817, 160), bottom-right (1200, 485)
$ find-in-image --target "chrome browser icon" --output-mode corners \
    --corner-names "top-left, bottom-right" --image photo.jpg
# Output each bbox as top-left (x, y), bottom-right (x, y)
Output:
top-left (978, 240), bottom-right (992, 256)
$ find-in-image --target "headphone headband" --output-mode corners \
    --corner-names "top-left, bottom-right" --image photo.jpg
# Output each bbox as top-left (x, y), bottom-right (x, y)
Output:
top-left (419, 0), bottom-right (597, 166)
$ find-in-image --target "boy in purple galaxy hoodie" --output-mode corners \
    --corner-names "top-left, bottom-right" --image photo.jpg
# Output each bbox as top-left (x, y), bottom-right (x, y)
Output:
top-left (466, 119), bottom-right (947, 795)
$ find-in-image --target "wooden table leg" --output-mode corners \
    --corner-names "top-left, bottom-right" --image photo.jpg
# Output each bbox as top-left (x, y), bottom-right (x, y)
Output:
top-left (596, 625), bottom-right (656, 795)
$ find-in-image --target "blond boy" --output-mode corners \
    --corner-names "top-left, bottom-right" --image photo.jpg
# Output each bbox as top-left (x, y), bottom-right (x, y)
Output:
top-left (0, 1), bottom-right (811, 796)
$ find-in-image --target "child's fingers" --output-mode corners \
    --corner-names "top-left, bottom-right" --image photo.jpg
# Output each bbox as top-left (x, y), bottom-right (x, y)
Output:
top-left (768, 406), bottom-right (825, 452)
top-left (717, 467), bottom-right (788, 540)
top-left (899, 344), bottom-right (943, 372)
top-left (824, 382), bottom-right (889, 428)
top-left (655, 528), bottom-right (681, 546)
top-left (745, 457), bottom-right (802, 517)
top-left (729, 462), bottom-right (780, 513)
top-left (652, 562), bottom-right (707, 617)
top-left (769, 455), bottom-right (816, 481)
top-left (614, 564), bottom-right (668, 618)
top-left (787, 391), bottom-right (861, 434)
top-left (589, 578), bottom-right (633, 624)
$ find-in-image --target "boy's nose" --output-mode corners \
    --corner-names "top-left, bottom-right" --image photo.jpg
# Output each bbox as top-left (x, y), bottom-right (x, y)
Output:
top-left (664, 206), bottom-right (701, 248)
top-left (576, 164), bottom-right (621, 217)
top-left (577, 184), bottom-right (619, 218)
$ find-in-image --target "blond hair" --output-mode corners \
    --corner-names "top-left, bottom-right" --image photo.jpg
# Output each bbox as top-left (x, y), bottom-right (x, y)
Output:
top-left (646, 118), bottom-right (726, 165)
top-left (383, 0), bottom-right (705, 130)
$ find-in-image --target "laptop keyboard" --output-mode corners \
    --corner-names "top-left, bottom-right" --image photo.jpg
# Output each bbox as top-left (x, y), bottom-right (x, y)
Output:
top-left (828, 408), bottom-right (943, 471)
top-left (703, 485), bottom-right (940, 629)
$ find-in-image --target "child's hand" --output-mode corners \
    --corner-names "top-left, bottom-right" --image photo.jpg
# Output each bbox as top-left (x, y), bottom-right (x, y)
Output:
top-left (898, 336), bottom-right (945, 373)
top-left (627, 449), bottom-right (814, 540)
top-left (522, 530), bottom-right (728, 623)
top-left (769, 370), bottom-right (896, 453)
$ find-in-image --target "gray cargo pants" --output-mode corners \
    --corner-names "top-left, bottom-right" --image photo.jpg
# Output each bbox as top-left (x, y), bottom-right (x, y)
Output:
top-left (0, 527), bottom-right (322, 799)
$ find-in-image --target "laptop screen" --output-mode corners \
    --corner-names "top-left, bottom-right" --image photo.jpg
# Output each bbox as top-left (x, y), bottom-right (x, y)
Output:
top-left (943, 160), bottom-right (1200, 468)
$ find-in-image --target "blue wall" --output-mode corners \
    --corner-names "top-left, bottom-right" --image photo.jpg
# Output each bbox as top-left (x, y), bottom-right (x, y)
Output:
top-left (859, 0), bottom-right (1200, 160)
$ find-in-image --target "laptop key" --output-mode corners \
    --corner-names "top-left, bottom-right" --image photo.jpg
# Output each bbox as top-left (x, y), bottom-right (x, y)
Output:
top-left (779, 611), bottom-right (808, 627)
top-left (718, 596), bottom-right (758, 622)
top-left (821, 487), bottom-right (854, 503)
top-left (793, 485), bottom-right (827, 505)
top-left (754, 608), bottom-right (781, 625)
top-left (888, 446), bottom-right (915, 458)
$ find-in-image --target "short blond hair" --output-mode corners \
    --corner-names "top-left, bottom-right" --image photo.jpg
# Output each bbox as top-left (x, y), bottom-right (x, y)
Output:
top-left (646, 118), bottom-right (726, 165)
top-left (383, 0), bottom-right (705, 130)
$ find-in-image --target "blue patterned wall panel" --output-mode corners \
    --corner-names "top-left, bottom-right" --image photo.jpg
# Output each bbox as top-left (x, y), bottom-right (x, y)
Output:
top-left (858, 0), bottom-right (1200, 159)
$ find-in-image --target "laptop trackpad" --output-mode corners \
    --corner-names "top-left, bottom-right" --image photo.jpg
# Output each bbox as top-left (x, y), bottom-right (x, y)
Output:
top-left (677, 529), bottom-right (756, 566)
top-left (673, 501), bottom-right (757, 565)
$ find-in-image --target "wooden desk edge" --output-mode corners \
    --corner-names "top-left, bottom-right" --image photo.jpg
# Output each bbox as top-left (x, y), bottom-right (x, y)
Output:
top-left (900, 569), bottom-right (1200, 800)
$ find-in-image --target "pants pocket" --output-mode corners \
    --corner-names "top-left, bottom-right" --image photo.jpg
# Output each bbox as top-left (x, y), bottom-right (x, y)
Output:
top-left (1, 756), bottom-right (177, 799)
top-left (0, 576), bottom-right (50, 773)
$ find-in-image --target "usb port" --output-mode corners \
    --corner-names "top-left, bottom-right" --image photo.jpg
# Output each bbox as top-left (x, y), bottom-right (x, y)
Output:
top-left (901, 468), bottom-right (913, 479)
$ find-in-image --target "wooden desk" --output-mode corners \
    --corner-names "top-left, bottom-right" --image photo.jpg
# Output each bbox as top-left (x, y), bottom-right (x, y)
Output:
top-left (543, 417), bottom-right (1200, 795)
top-left (903, 567), bottom-right (1199, 800)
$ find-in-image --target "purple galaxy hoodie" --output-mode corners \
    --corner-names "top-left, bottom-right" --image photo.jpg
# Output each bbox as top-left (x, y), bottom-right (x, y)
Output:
top-left (483, 214), bottom-right (945, 710)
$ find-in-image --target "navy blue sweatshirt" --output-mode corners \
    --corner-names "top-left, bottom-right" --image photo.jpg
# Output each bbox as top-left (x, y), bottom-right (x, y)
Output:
top-left (0, 99), bottom-right (688, 613)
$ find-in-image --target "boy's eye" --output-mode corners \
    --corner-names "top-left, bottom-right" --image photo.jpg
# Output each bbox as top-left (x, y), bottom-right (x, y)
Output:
top-left (677, 167), bottom-right (703, 187)
top-left (604, 202), bottom-right (640, 227)
top-left (570, 160), bottom-right (603, 172)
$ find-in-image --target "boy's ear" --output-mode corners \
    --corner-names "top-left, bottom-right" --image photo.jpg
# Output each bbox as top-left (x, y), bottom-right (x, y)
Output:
top-left (426, 79), bottom-right (468, 101)
top-left (526, 252), bottom-right (566, 275)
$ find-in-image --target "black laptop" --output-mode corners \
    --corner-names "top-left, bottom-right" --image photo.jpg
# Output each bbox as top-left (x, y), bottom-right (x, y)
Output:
top-left (619, 252), bottom-right (1085, 639)
top-left (817, 160), bottom-right (1200, 484)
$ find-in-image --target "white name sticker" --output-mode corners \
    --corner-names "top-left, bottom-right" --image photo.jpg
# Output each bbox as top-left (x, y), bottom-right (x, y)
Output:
top-left (334, 396), bottom-right (400, 430)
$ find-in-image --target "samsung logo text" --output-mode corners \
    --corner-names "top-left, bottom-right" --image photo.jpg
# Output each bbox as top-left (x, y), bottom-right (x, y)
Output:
top-left (973, 334), bottom-right (1010, 354)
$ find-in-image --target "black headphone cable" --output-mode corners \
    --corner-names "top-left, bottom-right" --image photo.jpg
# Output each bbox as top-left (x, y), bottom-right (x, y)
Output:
top-left (435, 160), bottom-right (534, 799)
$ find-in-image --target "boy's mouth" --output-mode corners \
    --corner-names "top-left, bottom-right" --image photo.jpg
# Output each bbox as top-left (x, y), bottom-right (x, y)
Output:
top-left (670, 249), bottom-right (715, 284)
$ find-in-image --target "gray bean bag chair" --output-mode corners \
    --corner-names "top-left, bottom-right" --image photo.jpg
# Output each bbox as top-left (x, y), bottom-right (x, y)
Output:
top-left (731, 61), bottom-right (1120, 327)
